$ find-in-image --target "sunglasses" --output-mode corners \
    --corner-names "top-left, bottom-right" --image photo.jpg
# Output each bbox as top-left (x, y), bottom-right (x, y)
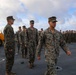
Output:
top-left (52, 21), bottom-right (56, 23)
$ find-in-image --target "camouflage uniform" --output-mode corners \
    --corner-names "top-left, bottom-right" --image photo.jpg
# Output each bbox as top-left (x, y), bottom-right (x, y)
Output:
top-left (71, 30), bottom-right (76, 43)
top-left (19, 30), bottom-right (28, 58)
top-left (27, 27), bottom-right (38, 64)
top-left (38, 31), bottom-right (41, 39)
top-left (75, 31), bottom-right (76, 42)
top-left (16, 30), bottom-right (21, 53)
top-left (64, 31), bottom-right (68, 43)
top-left (74, 31), bottom-right (76, 42)
top-left (37, 28), bottom-right (69, 75)
top-left (62, 31), bottom-right (66, 41)
top-left (38, 31), bottom-right (43, 41)
top-left (4, 24), bottom-right (15, 73)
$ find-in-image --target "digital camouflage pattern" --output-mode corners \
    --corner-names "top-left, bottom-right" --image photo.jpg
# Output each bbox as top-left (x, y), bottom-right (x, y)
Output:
top-left (27, 27), bottom-right (38, 63)
top-left (4, 24), bottom-right (15, 73)
top-left (19, 30), bottom-right (28, 58)
top-left (62, 30), bottom-right (76, 43)
top-left (37, 28), bottom-right (69, 75)
top-left (16, 30), bottom-right (21, 53)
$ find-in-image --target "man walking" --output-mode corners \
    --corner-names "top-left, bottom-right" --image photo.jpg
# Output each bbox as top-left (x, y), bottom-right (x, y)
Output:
top-left (37, 16), bottom-right (71, 75)
top-left (19, 26), bottom-right (28, 58)
top-left (16, 26), bottom-right (22, 53)
top-left (27, 20), bottom-right (38, 68)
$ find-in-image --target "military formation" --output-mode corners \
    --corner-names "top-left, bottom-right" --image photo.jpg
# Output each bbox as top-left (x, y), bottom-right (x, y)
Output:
top-left (16, 26), bottom-right (22, 53)
top-left (62, 30), bottom-right (76, 43)
top-left (4, 16), bottom-right (72, 75)
top-left (19, 26), bottom-right (27, 58)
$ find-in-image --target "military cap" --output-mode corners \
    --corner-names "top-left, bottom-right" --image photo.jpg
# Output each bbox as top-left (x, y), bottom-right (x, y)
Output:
top-left (22, 26), bottom-right (26, 28)
top-left (41, 28), bottom-right (43, 30)
top-left (48, 16), bottom-right (57, 22)
top-left (30, 20), bottom-right (34, 24)
top-left (7, 16), bottom-right (15, 21)
top-left (19, 26), bottom-right (21, 28)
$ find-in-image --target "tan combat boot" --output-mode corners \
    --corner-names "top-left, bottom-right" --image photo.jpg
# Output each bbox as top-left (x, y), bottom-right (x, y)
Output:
top-left (31, 63), bottom-right (35, 67)
top-left (29, 63), bottom-right (33, 69)
top-left (5, 72), bottom-right (10, 75)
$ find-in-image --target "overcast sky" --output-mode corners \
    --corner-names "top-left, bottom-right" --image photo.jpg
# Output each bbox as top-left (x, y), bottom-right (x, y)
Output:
top-left (0, 0), bottom-right (76, 32)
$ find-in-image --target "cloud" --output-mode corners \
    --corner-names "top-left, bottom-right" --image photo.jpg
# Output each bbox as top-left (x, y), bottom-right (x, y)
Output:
top-left (0, 0), bottom-right (26, 32)
top-left (20, 0), bottom-right (76, 24)
top-left (0, 0), bottom-right (26, 25)
top-left (56, 15), bottom-right (76, 31)
top-left (0, 0), bottom-right (76, 32)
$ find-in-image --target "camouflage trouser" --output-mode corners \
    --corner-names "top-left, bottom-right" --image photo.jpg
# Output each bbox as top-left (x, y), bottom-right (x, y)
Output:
top-left (45, 59), bottom-right (57, 75)
top-left (21, 44), bottom-right (27, 57)
top-left (5, 47), bottom-right (15, 73)
top-left (17, 42), bottom-right (21, 53)
top-left (28, 45), bottom-right (36, 63)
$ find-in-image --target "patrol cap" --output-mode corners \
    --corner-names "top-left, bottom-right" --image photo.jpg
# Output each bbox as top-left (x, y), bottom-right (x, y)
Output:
top-left (30, 20), bottom-right (34, 24)
top-left (22, 26), bottom-right (26, 28)
top-left (48, 16), bottom-right (57, 22)
top-left (7, 16), bottom-right (15, 21)
top-left (19, 26), bottom-right (21, 28)
top-left (41, 28), bottom-right (43, 30)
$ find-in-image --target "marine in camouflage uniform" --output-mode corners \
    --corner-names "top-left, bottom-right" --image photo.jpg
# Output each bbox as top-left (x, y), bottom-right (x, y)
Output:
top-left (19, 26), bottom-right (28, 58)
top-left (75, 31), bottom-right (76, 42)
top-left (16, 27), bottom-right (22, 53)
top-left (37, 16), bottom-right (71, 75)
top-left (64, 31), bottom-right (68, 43)
top-left (71, 30), bottom-right (74, 43)
top-left (16, 26), bottom-right (22, 53)
top-left (62, 31), bottom-right (66, 41)
top-left (4, 16), bottom-right (16, 75)
top-left (38, 28), bottom-right (45, 51)
top-left (38, 28), bottom-right (44, 40)
top-left (27, 20), bottom-right (38, 68)
top-left (74, 31), bottom-right (76, 42)
top-left (68, 30), bottom-right (71, 43)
